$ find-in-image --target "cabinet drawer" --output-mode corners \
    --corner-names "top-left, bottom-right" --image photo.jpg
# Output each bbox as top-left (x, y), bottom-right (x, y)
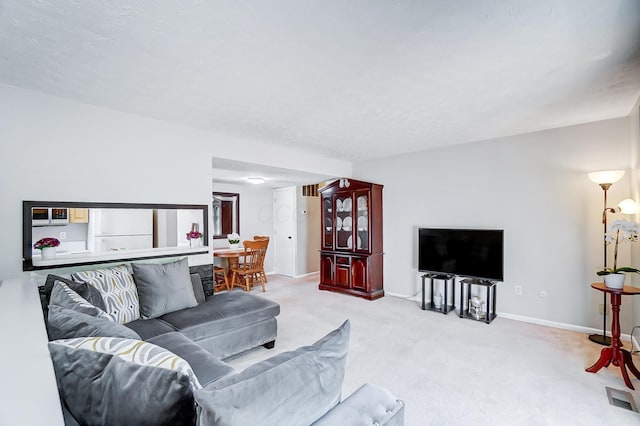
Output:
top-left (336, 256), bottom-right (350, 265)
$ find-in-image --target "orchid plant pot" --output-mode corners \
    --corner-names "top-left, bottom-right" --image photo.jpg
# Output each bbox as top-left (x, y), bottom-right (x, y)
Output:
top-left (41, 247), bottom-right (56, 259)
top-left (604, 273), bottom-right (625, 289)
top-left (189, 238), bottom-right (202, 248)
top-left (227, 233), bottom-right (240, 249)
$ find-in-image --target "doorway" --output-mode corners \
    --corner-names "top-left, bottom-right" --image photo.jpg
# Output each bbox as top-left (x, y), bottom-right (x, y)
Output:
top-left (273, 187), bottom-right (296, 277)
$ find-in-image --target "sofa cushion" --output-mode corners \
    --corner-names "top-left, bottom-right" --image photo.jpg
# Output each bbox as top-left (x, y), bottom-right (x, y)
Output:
top-left (195, 320), bottom-right (350, 426)
top-left (72, 265), bottom-right (140, 324)
top-left (132, 258), bottom-right (198, 319)
top-left (49, 281), bottom-right (112, 320)
top-left (124, 317), bottom-right (177, 340)
top-left (147, 332), bottom-right (234, 387)
top-left (47, 305), bottom-right (141, 340)
top-left (160, 291), bottom-right (280, 343)
top-left (49, 337), bottom-right (200, 426)
top-left (44, 274), bottom-right (107, 311)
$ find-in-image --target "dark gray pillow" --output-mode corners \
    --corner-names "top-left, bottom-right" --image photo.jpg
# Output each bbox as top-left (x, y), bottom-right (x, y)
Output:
top-left (132, 258), bottom-right (198, 319)
top-left (44, 274), bottom-right (106, 311)
top-left (49, 280), bottom-right (113, 319)
top-left (47, 305), bottom-right (141, 340)
top-left (48, 338), bottom-right (196, 426)
top-left (195, 320), bottom-right (350, 426)
top-left (189, 273), bottom-right (206, 305)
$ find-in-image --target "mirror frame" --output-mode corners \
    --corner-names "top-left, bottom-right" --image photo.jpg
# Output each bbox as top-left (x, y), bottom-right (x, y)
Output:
top-left (23, 201), bottom-right (209, 271)
top-left (212, 192), bottom-right (240, 239)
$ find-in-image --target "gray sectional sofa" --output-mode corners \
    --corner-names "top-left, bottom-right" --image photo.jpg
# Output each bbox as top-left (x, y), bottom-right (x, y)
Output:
top-left (42, 259), bottom-right (404, 426)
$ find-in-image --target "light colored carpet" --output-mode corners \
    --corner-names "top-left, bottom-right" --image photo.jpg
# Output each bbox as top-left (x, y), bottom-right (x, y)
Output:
top-left (224, 273), bottom-right (640, 425)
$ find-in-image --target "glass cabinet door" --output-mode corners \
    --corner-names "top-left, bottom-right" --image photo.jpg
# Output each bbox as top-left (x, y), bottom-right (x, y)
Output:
top-left (355, 192), bottom-right (369, 251)
top-left (335, 194), bottom-right (353, 250)
top-left (322, 195), bottom-right (333, 249)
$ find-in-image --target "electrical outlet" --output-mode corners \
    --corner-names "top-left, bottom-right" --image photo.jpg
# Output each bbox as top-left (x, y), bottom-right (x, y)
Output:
top-left (539, 290), bottom-right (547, 298)
top-left (59, 232), bottom-right (66, 240)
top-left (514, 285), bottom-right (522, 295)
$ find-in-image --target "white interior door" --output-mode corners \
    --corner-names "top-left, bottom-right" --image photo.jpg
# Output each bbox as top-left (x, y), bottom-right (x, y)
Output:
top-left (274, 187), bottom-right (296, 277)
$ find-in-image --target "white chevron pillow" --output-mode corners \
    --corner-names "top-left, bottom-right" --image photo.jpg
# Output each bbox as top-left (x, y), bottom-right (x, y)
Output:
top-left (51, 336), bottom-right (201, 390)
top-left (72, 265), bottom-right (140, 324)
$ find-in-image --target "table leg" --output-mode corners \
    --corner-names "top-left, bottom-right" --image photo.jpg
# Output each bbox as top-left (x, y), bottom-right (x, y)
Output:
top-left (442, 278), bottom-right (447, 314)
top-left (227, 257), bottom-right (239, 288)
top-left (586, 347), bottom-right (613, 373)
top-left (458, 279), bottom-right (463, 318)
top-left (586, 292), bottom-right (638, 389)
top-left (623, 350), bottom-right (640, 379)
top-left (620, 359), bottom-right (634, 389)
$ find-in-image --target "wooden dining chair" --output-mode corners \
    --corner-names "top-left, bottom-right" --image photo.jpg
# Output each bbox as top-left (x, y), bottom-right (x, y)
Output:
top-left (253, 235), bottom-right (270, 283)
top-left (213, 265), bottom-right (229, 292)
top-left (230, 239), bottom-right (268, 292)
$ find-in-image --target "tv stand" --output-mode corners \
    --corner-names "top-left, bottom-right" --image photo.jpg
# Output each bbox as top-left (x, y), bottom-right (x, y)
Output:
top-left (458, 278), bottom-right (497, 324)
top-left (421, 273), bottom-right (455, 314)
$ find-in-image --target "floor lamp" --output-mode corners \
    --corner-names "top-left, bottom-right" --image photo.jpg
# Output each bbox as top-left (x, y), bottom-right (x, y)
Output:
top-left (587, 170), bottom-right (635, 346)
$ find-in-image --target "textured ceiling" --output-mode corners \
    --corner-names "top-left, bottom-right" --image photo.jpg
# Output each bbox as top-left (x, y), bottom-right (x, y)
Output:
top-left (1, 1), bottom-right (639, 161)
top-left (212, 157), bottom-right (333, 188)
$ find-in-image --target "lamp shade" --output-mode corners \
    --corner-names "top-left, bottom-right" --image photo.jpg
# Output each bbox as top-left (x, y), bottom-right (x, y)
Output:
top-left (617, 198), bottom-right (639, 214)
top-left (588, 170), bottom-right (625, 185)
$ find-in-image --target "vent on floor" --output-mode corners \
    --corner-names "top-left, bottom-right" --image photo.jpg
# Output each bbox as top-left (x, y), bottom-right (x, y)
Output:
top-left (606, 387), bottom-right (639, 412)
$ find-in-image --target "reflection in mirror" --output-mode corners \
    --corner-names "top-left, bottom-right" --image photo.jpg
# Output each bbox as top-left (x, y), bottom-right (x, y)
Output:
top-left (23, 202), bottom-right (208, 271)
top-left (212, 192), bottom-right (239, 239)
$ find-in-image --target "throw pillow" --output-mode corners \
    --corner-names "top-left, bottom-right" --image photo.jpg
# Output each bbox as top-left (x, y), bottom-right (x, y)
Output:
top-left (132, 258), bottom-right (198, 319)
top-left (49, 281), bottom-right (113, 320)
top-left (44, 274), bottom-right (107, 311)
top-left (195, 319), bottom-right (351, 426)
top-left (47, 305), bottom-right (141, 341)
top-left (72, 265), bottom-right (140, 324)
top-left (49, 337), bottom-right (201, 426)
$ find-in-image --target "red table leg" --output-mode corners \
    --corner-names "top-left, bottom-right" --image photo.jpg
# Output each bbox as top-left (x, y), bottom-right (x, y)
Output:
top-left (586, 292), bottom-right (639, 389)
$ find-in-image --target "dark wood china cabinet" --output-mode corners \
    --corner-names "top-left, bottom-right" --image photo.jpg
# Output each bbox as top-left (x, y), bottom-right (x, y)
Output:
top-left (319, 178), bottom-right (383, 300)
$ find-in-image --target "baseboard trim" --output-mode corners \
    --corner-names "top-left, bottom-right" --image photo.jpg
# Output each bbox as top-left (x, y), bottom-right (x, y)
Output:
top-left (293, 271), bottom-right (319, 279)
top-left (498, 311), bottom-right (632, 342)
top-left (382, 292), bottom-right (636, 342)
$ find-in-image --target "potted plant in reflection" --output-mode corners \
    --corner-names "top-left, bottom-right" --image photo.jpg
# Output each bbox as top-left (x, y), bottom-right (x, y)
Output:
top-left (227, 233), bottom-right (240, 249)
top-left (34, 237), bottom-right (60, 260)
top-left (186, 230), bottom-right (203, 248)
top-left (597, 219), bottom-right (640, 289)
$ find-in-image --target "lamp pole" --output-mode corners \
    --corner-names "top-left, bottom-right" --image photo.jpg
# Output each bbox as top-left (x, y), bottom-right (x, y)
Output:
top-left (589, 183), bottom-right (612, 346)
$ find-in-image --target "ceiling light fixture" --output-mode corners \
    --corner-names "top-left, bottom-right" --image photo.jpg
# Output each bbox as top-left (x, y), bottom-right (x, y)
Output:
top-left (246, 177), bottom-right (265, 184)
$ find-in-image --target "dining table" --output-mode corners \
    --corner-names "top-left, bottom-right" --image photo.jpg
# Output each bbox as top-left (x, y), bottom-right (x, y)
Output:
top-left (213, 247), bottom-right (245, 289)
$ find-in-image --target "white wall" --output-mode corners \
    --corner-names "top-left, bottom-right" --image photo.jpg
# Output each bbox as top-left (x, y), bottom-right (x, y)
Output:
top-left (296, 188), bottom-right (321, 276)
top-left (630, 95), bottom-right (640, 329)
top-left (353, 117), bottom-right (636, 332)
top-left (0, 84), bottom-right (351, 281)
top-left (212, 182), bottom-right (275, 273)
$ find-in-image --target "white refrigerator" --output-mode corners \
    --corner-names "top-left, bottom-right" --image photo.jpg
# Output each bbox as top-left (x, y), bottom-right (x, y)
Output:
top-left (87, 209), bottom-right (153, 253)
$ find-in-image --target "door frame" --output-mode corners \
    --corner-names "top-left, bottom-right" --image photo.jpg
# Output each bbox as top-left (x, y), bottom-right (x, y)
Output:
top-left (273, 186), bottom-right (297, 277)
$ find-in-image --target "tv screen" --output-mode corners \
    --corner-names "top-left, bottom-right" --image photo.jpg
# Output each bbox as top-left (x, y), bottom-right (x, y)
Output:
top-left (418, 228), bottom-right (504, 281)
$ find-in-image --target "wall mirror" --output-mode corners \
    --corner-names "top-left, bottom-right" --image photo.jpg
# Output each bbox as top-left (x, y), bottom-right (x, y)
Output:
top-left (23, 201), bottom-right (208, 271)
top-left (212, 192), bottom-right (239, 239)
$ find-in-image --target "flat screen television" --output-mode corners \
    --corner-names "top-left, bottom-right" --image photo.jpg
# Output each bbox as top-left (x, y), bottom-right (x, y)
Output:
top-left (418, 228), bottom-right (504, 281)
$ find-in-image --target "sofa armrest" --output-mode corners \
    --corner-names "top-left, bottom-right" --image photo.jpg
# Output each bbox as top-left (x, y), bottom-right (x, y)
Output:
top-left (312, 383), bottom-right (404, 426)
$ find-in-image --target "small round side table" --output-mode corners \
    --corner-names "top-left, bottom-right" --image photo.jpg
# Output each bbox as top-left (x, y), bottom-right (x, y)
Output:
top-left (585, 283), bottom-right (640, 389)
